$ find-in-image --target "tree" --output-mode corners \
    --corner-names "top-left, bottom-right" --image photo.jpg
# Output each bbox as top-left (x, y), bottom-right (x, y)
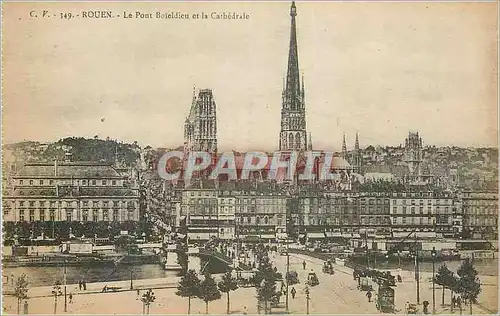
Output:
top-left (51, 281), bottom-right (63, 314)
top-left (218, 271), bottom-right (239, 314)
top-left (140, 289), bottom-right (156, 314)
top-left (456, 258), bottom-right (482, 314)
top-left (14, 274), bottom-right (29, 314)
top-left (257, 278), bottom-right (277, 314)
top-left (434, 264), bottom-right (455, 306)
top-left (176, 269), bottom-right (201, 314)
top-left (198, 273), bottom-right (221, 314)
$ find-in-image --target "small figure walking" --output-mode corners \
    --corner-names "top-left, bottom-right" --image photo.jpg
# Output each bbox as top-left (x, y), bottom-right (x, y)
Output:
top-left (302, 260), bottom-right (307, 270)
top-left (366, 290), bottom-right (372, 302)
top-left (23, 300), bottom-right (28, 314)
top-left (242, 306), bottom-right (247, 315)
top-left (69, 293), bottom-right (73, 304)
top-left (291, 287), bottom-right (296, 299)
top-left (83, 280), bottom-right (87, 291)
top-left (78, 280), bottom-right (82, 291)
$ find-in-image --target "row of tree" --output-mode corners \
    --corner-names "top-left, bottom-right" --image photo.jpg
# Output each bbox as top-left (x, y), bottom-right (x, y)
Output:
top-left (176, 270), bottom-right (238, 314)
top-left (434, 259), bottom-right (482, 314)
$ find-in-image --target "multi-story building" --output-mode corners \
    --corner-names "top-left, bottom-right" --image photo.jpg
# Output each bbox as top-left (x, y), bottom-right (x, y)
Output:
top-left (359, 192), bottom-right (392, 237)
top-left (389, 191), bottom-right (454, 237)
top-left (234, 188), bottom-right (287, 241)
top-left (218, 190), bottom-right (236, 240)
top-left (462, 191), bottom-right (498, 239)
top-left (2, 161), bottom-right (140, 223)
top-left (180, 188), bottom-right (219, 241)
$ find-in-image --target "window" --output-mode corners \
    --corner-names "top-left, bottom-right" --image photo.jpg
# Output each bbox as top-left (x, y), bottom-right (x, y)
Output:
top-left (29, 210), bottom-right (35, 221)
top-left (128, 210), bottom-right (134, 221)
top-left (402, 217), bottom-right (407, 224)
top-left (29, 180), bottom-right (34, 185)
top-left (112, 180), bottom-right (117, 185)
top-left (66, 211), bottom-right (72, 221)
top-left (82, 211), bottom-right (88, 221)
top-left (91, 180), bottom-right (97, 185)
top-left (49, 180), bottom-right (54, 185)
top-left (102, 180), bottom-right (107, 185)
top-left (39, 180), bottom-right (44, 185)
top-left (19, 210), bottom-right (25, 221)
top-left (82, 180), bottom-right (87, 186)
top-left (39, 211), bottom-right (45, 221)
top-left (93, 210), bottom-right (98, 221)
top-left (113, 210), bottom-right (119, 221)
top-left (103, 212), bottom-right (109, 221)
top-left (247, 216), bottom-right (251, 224)
top-left (29, 201), bottom-right (35, 207)
top-left (264, 217), bottom-right (269, 224)
top-left (19, 201), bottom-right (25, 207)
top-left (19, 180), bottom-right (24, 185)
top-left (49, 210), bottom-right (55, 221)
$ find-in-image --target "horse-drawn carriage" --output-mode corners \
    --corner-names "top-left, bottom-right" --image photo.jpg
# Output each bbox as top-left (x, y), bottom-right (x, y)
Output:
top-left (307, 271), bottom-right (320, 287)
top-left (322, 260), bottom-right (335, 275)
top-left (286, 270), bottom-right (300, 285)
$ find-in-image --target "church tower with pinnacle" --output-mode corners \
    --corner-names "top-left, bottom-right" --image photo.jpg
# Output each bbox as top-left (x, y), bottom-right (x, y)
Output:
top-left (279, 1), bottom-right (309, 151)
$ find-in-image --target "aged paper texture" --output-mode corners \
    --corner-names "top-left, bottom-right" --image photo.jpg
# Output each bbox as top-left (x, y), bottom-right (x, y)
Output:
top-left (2, 1), bottom-right (498, 315)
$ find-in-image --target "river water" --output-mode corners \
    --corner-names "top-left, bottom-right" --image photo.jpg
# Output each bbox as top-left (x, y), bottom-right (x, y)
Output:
top-left (3, 258), bottom-right (497, 287)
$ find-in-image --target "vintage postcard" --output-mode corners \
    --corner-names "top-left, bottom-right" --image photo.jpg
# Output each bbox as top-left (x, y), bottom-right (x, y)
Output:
top-left (1, 1), bottom-right (498, 315)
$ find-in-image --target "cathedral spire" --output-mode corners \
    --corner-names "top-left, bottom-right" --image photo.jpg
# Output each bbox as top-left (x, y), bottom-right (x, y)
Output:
top-left (278, 1), bottom-right (307, 152)
top-left (286, 0), bottom-right (300, 110)
top-left (342, 133), bottom-right (348, 159)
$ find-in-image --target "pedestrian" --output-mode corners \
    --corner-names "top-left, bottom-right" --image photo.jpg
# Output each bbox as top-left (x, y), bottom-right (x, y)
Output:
top-left (69, 293), bottom-right (73, 304)
top-left (422, 301), bottom-right (429, 314)
top-left (83, 280), bottom-right (86, 290)
top-left (302, 260), bottom-right (307, 270)
top-left (291, 287), bottom-right (296, 299)
top-left (136, 289), bottom-right (140, 300)
top-left (23, 300), bottom-right (28, 314)
top-left (366, 290), bottom-right (372, 302)
top-left (242, 306), bottom-right (247, 315)
top-left (404, 301), bottom-right (409, 314)
top-left (451, 296), bottom-right (456, 308)
top-left (78, 280), bottom-right (82, 291)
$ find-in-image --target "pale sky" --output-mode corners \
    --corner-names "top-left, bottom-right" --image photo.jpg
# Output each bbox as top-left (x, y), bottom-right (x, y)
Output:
top-left (2, 1), bottom-right (498, 151)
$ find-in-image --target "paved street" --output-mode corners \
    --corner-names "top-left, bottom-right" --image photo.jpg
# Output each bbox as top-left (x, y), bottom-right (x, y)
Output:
top-left (3, 251), bottom-right (498, 314)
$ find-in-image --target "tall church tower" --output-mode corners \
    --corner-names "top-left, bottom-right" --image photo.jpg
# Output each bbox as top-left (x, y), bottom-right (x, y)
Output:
top-left (184, 88), bottom-right (218, 153)
top-left (279, 1), bottom-right (308, 151)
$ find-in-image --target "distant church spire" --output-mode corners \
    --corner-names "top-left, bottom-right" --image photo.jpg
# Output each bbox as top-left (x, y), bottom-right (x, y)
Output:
top-left (342, 133), bottom-right (348, 159)
top-left (355, 131), bottom-right (359, 151)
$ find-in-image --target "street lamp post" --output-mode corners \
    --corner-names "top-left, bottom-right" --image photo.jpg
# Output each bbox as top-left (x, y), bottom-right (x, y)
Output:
top-left (63, 260), bottom-right (67, 312)
top-left (305, 285), bottom-right (310, 315)
top-left (431, 247), bottom-right (437, 314)
top-left (285, 241), bottom-right (290, 313)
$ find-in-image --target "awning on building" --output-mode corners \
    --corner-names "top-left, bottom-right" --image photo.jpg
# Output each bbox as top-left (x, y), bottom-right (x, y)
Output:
top-left (326, 232), bottom-right (342, 238)
top-left (298, 234), bottom-right (306, 238)
top-left (308, 233), bottom-right (326, 239)
top-left (188, 233), bottom-right (211, 240)
top-left (260, 235), bottom-right (276, 239)
top-left (352, 234), bottom-right (361, 238)
top-left (342, 233), bottom-right (353, 238)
